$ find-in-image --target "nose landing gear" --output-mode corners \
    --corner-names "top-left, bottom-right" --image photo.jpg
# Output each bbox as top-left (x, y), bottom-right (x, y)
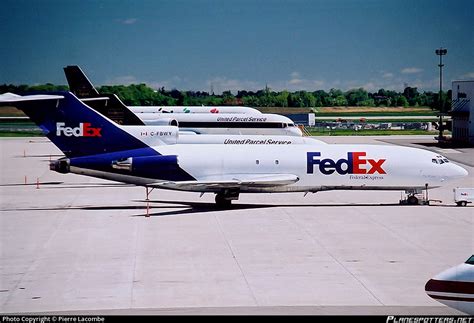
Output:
top-left (406, 194), bottom-right (419, 205)
top-left (399, 184), bottom-right (435, 205)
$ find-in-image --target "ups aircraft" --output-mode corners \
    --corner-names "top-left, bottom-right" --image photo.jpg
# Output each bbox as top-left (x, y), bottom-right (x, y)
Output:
top-left (0, 91), bottom-right (467, 207)
top-left (63, 65), bottom-right (302, 136)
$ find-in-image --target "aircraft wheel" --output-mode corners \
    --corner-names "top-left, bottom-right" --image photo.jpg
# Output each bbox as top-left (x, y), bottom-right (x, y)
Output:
top-left (215, 194), bottom-right (232, 208)
top-left (407, 195), bottom-right (419, 205)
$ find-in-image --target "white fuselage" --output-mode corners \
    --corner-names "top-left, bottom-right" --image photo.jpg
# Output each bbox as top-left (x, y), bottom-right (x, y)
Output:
top-left (137, 112), bottom-right (302, 136)
top-left (425, 258), bottom-right (474, 315)
top-left (157, 144), bottom-right (466, 191)
top-left (70, 143), bottom-right (468, 193)
top-left (119, 125), bottom-right (324, 146)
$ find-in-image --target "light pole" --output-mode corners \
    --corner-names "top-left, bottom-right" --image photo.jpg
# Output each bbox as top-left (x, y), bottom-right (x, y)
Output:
top-left (435, 47), bottom-right (447, 140)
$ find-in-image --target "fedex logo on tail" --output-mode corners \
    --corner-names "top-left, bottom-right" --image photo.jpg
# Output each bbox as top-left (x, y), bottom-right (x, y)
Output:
top-left (307, 152), bottom-right (386, 175)
top-left (56, 122), bottom-right (102, 137)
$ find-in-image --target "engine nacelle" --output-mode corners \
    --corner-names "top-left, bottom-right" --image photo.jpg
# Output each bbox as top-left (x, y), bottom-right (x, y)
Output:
top-left (62, 149), bottom-right (191, 182)
top-left (50, 158), bottom-right (70, 174)
top-left (138, 116), bottom-right (179, 127)
top-left (111, 155), bottom-right (179, 173)
top-left (66, 150), bottom-right (182, 179)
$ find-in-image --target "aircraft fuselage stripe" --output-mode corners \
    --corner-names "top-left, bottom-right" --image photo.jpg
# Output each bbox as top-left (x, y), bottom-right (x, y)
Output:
top-left (425, 279), bottom-right (474, 295)
top-left (178, 122), bottom-right (288, 128)
top-left (427, 294), bottom-right (474, 302)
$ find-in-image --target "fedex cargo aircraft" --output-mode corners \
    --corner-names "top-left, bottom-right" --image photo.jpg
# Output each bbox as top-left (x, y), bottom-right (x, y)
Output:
top-left (1, 92), bottom-right (467, 207)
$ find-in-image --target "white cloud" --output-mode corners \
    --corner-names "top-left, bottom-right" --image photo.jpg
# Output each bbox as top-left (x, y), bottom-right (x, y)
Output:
top-left (104, 75), bottom-right (189, 90)
top-left (401, 67), bottom-right (423, 74)
top-left (205, 77), bottom-right (263, 94)
top-left (202, 74), bottom-right (327, 93)
top-left (459, 72), bottom-right (474, 79)
top-left (289, 78), bottom-right (303, 85)
top-left (382, 72), bottom-right (394, 78)
top-left (290, 71), bottom-right (301, 79)
top-left (105, 75), bottom-right (139, 85)
top-left (273, 72), bottom-right (325, 91)
top-left (271, 79), bottom-right (324, 91)
top-left (359, 82), bottom-right (378, 92)
top-left (288, 72), bottom-right (304, 86)
top-left (120, 18), bottom-right (137, 25)
top-left (411, 77), bottom-right (440, 90)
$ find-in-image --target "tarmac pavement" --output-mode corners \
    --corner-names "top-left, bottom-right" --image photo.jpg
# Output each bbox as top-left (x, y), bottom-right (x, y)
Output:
top-left (0, 136), bottom-right (472, 315)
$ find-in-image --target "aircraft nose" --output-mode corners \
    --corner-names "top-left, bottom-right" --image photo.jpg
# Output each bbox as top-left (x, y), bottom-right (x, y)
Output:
top-left (292, 127), bottom-right (303, 136)
top-left (451, 163), bottom-right (468, 178)
top-left (424, 278), bottom-right (437, 296)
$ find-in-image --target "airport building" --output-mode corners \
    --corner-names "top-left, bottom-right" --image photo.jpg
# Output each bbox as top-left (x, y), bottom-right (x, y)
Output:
top-left (286, 113), bottom-right (316, 126)
top-left (450, 80), bottom-right (474, 145)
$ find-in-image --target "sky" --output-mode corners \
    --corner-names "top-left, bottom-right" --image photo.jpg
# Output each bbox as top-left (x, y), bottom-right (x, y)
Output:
top-left (1, 0), bottom-right (473, 93)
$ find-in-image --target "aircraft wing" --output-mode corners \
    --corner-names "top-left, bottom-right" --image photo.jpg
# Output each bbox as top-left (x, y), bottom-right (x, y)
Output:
top-left (150, 173), bottom-right (299, 190)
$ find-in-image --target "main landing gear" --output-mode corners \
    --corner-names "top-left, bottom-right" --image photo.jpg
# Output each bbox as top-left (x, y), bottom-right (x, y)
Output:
top-left (215, 189), bottom-right (240, 208)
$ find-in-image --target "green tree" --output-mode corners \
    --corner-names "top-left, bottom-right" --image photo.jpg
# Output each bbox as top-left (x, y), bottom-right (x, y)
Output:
top-left (274, 90), bottom-right (289, 107)
top-left (334, 95), bottom-right (348, 106)
top-left (346, 88), bottom-right (369, 106)
top-left (403, 87), bottom-right (420, 106)
top-left (241, 96), bottom-right (259, 106)
top-left (397, 96), bottom-right (409, 107)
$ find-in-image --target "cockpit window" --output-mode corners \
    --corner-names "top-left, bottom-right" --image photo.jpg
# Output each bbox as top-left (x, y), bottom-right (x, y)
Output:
top-left (466, 255), bottom-right (474, 265)
top-left (432, 156), bottom-right (450, 164)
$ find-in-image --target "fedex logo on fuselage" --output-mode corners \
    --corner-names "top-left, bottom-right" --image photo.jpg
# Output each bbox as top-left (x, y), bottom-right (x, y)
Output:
top-left (307, 152), bottom-right (386, 175)
top-left (56, 122), bottom-right (102, 137)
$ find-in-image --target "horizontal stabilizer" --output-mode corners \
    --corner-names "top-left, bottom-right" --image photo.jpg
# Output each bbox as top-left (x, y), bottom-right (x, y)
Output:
top-left (0, 93), bottom-right (64, 103)
top-left (81, 97), bottom-right (110, 102)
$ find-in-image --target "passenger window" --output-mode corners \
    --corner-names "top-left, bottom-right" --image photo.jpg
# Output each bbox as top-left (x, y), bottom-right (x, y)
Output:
top-left (432, 159), bottom-right (438, 164)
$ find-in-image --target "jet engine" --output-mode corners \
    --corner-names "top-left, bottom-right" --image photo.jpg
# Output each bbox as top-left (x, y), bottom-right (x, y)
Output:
top-left (111, 155), bottom-right (179, 173)
top-left (50, 157), bottom-right (70, 174)
top-left (139, 117), bottom-right (179, 127)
